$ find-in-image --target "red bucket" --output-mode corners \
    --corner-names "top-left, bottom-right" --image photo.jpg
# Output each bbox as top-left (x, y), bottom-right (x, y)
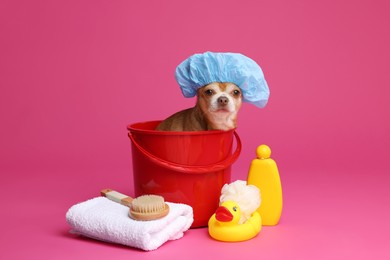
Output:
top-left (127, 121), bottom-right (241, 228)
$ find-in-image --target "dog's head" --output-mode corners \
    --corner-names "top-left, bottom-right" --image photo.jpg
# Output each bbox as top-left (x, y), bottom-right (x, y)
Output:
top-left (196, 82), bottom-right (242, 130)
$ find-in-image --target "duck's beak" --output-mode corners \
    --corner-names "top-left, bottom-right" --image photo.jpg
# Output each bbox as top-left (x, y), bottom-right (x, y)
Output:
top-left (215, 206), bottom-right (233, 222)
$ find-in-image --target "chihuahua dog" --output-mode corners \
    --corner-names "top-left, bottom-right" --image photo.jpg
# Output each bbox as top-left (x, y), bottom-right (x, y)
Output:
top-left (156, 82), bottom-right (242, 131)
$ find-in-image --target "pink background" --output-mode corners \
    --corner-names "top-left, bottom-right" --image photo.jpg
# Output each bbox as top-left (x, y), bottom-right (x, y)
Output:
top-left (1, 0), bottom-right (389, 259)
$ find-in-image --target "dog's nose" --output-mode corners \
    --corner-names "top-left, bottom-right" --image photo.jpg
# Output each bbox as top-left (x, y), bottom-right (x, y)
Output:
top-left (218, 96), bottom-right (229, 106)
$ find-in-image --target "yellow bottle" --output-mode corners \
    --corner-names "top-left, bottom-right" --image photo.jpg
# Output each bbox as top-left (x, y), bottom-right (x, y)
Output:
top-left (247, 144), bottom-right (283, 225)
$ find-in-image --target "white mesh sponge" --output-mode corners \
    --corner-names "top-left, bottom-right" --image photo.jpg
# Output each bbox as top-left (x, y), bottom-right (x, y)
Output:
top-left (219, 180), bottom-right (261, 224)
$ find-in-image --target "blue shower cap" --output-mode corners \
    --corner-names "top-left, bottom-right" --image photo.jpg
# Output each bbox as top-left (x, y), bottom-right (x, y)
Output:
top-left (175, 52), bottom-right (270, 108)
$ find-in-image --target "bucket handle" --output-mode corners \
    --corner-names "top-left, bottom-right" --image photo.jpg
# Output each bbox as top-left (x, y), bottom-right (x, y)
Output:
top-left (128, 131), bottom-right (242, 174)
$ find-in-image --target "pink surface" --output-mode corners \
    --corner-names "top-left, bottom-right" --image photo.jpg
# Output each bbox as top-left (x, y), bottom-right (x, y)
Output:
top-left (1, 0), bottom-right (389, 259)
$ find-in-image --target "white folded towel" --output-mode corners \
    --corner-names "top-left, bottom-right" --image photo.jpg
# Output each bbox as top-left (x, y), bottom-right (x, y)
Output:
top-left (66, 197), bottom-right (193, 251)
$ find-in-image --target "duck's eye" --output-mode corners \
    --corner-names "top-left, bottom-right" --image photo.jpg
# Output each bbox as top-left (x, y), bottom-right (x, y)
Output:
top-left (233, 206), bottom-right (237, 212)
top-left (205, 89), bottom-right (214, 96)
top-left (233, 89), bottom-right (241, 96)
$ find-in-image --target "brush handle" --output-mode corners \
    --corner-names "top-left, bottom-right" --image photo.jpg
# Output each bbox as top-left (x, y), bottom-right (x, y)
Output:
top-left (100, 189), bottom-right (133, 207)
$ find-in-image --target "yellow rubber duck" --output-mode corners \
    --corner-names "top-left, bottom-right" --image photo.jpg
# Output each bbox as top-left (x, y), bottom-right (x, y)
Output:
top-left (208, 200), bottom-right (262, 242)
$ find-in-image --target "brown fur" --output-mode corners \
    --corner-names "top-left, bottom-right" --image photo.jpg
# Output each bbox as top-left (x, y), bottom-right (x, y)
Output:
top-left (156, 82), bottom-right (242, 131)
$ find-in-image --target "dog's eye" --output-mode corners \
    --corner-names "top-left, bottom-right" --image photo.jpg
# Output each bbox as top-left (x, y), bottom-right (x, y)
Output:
top-left (233, 90), bottom-right (241, 96)
top-left (205, 89), bottom-right (214, 96)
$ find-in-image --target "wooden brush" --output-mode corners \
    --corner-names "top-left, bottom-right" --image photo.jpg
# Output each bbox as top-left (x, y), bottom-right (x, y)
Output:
top-left (100, 189), bottom-right (169, 221)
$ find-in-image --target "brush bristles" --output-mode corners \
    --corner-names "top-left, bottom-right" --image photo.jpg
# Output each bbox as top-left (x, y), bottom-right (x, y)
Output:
top-left (131, 195), bottom-right (165, 213)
